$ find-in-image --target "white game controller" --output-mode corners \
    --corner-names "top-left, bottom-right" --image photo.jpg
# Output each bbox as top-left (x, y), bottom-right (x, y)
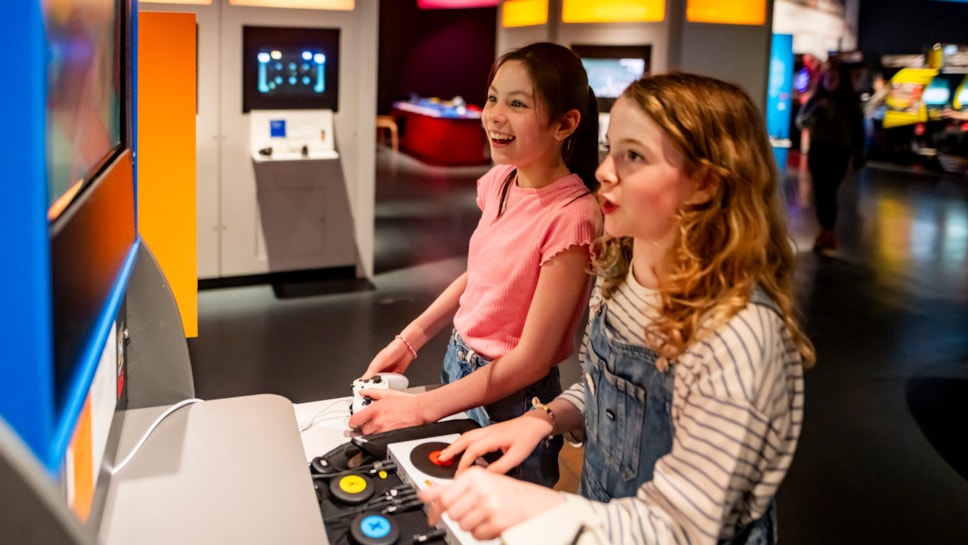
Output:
top-left (350, 372), bottom-right (410, 415)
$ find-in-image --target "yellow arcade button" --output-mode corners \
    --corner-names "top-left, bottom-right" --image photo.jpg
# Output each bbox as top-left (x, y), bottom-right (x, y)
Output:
top-left (339, 475), bottom-right (368, 494)
top-left (329, 472), bottom-right (374, 504)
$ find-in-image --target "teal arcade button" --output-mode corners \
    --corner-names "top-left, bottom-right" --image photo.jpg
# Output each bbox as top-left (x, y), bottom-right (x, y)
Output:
top-left (361, 515), bottom-right (391, 538)
top-left (350, 512), bottom-right (400, 545)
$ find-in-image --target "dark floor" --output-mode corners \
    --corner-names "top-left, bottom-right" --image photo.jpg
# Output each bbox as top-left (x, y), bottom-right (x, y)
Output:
top-left (188, 147), bottom-right (968, 544)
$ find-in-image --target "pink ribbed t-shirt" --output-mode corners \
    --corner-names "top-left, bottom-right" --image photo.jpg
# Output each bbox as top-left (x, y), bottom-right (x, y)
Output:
top-left (453, 164), bottom-right (603, 362)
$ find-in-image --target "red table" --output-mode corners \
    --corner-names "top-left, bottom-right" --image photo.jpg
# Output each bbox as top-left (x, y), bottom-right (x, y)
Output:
top-left (392, 100), bottom-right (490, 166)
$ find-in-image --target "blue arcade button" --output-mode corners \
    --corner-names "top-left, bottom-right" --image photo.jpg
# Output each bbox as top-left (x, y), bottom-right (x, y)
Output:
top-left (350, 512), bottom-right (401, 545)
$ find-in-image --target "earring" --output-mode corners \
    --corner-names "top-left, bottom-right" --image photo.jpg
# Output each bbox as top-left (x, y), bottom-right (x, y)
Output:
top-left (563, 137), bottom-right (574, 162)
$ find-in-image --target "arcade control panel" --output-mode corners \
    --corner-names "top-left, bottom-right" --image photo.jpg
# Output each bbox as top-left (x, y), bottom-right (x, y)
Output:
top-left (308, 421), bottom-right (499, 545)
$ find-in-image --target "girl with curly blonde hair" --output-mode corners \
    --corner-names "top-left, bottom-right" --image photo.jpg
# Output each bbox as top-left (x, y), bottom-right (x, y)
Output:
top-left (421, 72), bottom-right (815, 545)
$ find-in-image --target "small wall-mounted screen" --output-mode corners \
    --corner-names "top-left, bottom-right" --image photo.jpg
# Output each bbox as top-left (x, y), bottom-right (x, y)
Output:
top-left (243, 26), bottom-right (340, 113)
top-left (582, 58), bottom-right (647, 99)
top-left (571, 44), bottom-right (651, 110)
top-left (257, 49), bottom-right (327, 98)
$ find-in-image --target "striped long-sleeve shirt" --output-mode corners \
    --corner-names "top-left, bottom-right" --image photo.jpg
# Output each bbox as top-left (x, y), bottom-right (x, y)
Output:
top-left (558, 273), bottom-right (805, 545)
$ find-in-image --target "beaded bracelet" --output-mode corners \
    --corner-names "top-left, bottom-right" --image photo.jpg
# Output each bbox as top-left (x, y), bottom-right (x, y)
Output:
top-left (395, 334), bottom-right (418, 359)
top-left (530, 396), bottom-right (556, 445)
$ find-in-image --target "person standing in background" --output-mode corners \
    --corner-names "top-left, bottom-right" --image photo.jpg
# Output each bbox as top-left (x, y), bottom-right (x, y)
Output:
top-left (797, 60), bottom-right (866, 254)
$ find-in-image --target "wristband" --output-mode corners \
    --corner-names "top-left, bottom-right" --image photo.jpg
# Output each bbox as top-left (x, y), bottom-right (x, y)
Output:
top-left (395, 334), bottom-right (418, 359)
top-left (530, 397), bottom-right (556, 445)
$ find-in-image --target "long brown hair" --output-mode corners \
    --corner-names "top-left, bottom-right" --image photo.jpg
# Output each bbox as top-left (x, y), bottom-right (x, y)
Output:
top-left (596, 73), bottom-right (815, 369)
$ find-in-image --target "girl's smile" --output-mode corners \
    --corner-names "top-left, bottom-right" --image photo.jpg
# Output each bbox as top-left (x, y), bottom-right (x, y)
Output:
top-left (487, 130), bottom-right (515, 148)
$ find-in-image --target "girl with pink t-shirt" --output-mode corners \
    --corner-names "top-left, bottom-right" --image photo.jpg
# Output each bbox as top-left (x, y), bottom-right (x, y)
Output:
top-left (348, 42), bottom-right (603, 487)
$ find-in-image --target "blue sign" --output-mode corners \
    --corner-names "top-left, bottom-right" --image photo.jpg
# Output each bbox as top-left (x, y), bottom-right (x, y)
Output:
top-left (767, 34), bottom-right (794, 170)
top-left (269, 119), bottom-right (286, 138)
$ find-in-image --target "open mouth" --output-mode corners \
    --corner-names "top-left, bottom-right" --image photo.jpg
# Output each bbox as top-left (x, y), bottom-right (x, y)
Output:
top-left (488, 132), bottom-right (515, 145)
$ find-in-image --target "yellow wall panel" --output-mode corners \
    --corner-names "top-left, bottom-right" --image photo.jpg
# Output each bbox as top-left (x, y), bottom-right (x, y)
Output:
top-left (137, 12), bottom-right (198, 337)
top-left (686, 0), bottom-right (766, 25)
top-left (227, 0), bottom-right (354, 9)
top-left (502, 0), bottom-right (548, 27)
top-left (562, 0), bottom-right (664, 23)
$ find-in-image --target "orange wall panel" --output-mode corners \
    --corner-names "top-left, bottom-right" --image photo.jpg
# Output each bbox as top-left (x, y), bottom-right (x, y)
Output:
top-left (686, 0), bottom-right (766, 25)
top-left (137, 12), bottom-right (198, 337)
top-left (68, 398), bottom-right (93, 521)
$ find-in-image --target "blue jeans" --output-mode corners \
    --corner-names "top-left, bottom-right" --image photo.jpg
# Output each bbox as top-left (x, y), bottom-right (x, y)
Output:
top-left (441, 329), bottom-right (563, 488)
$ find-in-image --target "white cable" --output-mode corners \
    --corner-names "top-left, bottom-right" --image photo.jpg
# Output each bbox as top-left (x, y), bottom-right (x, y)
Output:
top-left (110, 398), bottom-right (204, 475)
top-left (299, 398), bottom-right (352, 432)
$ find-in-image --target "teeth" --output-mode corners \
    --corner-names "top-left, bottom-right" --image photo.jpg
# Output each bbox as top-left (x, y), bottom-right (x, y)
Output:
top-left (489, 132), bottom-right (514, 143)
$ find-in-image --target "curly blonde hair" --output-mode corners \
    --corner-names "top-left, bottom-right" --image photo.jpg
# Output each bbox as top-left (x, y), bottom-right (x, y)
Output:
top-left (596, 73), bottom-right (815, 369)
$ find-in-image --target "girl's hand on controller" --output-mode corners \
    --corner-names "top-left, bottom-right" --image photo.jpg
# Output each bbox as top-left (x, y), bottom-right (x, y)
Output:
top-left (347, 389), bottom-right (426, 434)
top-left (361, 339), bottom-right (415, 380)
top-left (438, 415), bottom-right (550, 476)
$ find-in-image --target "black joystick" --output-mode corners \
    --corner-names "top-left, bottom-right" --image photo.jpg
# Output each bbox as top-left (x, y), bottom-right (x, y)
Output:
top-left (310, 455), bottom-right (337, 476)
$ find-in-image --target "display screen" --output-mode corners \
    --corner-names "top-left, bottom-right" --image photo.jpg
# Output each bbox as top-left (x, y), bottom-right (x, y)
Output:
top-left (257, 48), bottom-right (327, 98)
top-left (243, 26), bottom-right (340, 113)
top-left (571, 44), bottom-right (651, 110)
top-left (921, 73), bottom-right (967, 109)
top-left (923, 79), bottom-right (951, 107)
top-left (581, 58), bottom-right (647, 99)
top-left (44, 0), bottom-right (122, 219)
top-left (794, 67), bottom-right (811, 94)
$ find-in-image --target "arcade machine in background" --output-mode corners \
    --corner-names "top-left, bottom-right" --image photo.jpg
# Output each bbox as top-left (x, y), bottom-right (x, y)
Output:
top-left (873, 44), bottom-right (968, 173)
top-left (928, 43), bottom-right (968, 174)
top-left (937, 75), bottom-right (968, 174)
top-left (242, 27), bottom-right (358, 278)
